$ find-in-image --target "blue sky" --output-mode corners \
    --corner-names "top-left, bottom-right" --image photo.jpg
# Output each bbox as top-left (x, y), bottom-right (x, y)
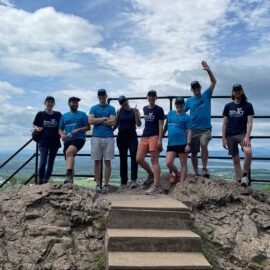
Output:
top-left (0, 0), bottom-right (270, 153)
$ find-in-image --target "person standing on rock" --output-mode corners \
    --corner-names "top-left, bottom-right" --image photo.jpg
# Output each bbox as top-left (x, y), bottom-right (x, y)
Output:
top-left (222, 84), bottom-right (254, 187)
top-left (59, 97), bottom-right (90, 184)
top-left (114, 96), bottom-right (142, 189)
top-left (33, 96), bottom-right (62, 184)
top-left (163, 97), bottom-right (191, 183)
top-left (184, 60), bottom-right (217, 178)
top-left (89, 89), bottom-right (116, 194)
top-left (136, 90), bottom-right (165, 195)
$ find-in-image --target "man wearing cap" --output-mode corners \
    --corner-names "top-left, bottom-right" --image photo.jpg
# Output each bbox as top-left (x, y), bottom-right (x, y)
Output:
top-left (59, 97), bottom-right (90, 184)
top-left (222, 84), bottom-right (254, 186)
top-left (184, 61), bottom-right (217, 178)
top-left (89, 89), bottom-right (116, 194)
top-left (33, 96), bottom-right (62, 184)
top-left (136, 90), bottom-right (165, 195)
top-left (163, 97), bottom-right (191, 183)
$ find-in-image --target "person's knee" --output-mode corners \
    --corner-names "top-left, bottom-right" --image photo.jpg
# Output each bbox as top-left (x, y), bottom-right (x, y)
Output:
top-left (104, 160), bottom-right (111, 167)
top-left (244, 147), bottom-right (252, 157)
top-left (201, 143), bottom-right (208, 151)
top-left (232, 156), bottom-right (240, 165)
top-left (166, 160), bottom-right (174, 169)
top-left (136, 154), bottom-right (144, 164)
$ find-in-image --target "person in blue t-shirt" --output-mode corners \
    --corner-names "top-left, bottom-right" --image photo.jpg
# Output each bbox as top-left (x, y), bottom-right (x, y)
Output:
top-left (222, 84), bottom-right (254, 187)
top-left (163, 97), bottom-right (191, 183)
top-left (59, 97), bottom-right (90, 184)
top-left (89, 89), bottom-right (116, 194)
top-left (184, 61), bottom-right (216, 178)
top-left (33, 96), bottom-right (62, 184)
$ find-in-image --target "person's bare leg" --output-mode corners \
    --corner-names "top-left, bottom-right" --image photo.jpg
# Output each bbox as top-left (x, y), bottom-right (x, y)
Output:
top-left (95, 160), bottom-right (102, 186)
top-left (191, 153), bottom-right (199, 175)
top-left (232, 155), bottom-right (242, 181)
top-left (166, 152), bottom-right (177, 174)
top-left (201, 143), bottom-right (209, 174)
top-left (104, 160), bottom-right (111, 186)
top-left (179, 153), bottom-right (188, 181)
top-left (151, 151), bottom-right (161, 186)
top-left (243, 146), bottom-right (252, 174)
top-left (136, 148), bottom-right (153, 176)
top-left (66, 145), bottom-right (77, 172)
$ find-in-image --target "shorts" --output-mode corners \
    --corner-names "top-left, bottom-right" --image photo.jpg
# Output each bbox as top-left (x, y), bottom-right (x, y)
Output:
top-left (91, 137), bottom-right (115, 160)
top-left (167, 145), bottom-right (186, 154)
top-left (226, 134), bottom-right (246, 156)
top-left (137, 135), bottom-right (159, 155)
top-left (63, 139), bottom-right (85, 158)
top-left (190, 129), bottom-right (212, 154)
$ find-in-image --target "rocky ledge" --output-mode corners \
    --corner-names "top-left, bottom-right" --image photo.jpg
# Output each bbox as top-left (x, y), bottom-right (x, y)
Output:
top-left (171, 176), bottom-right (270, 270)
top-left (0, 184), bottom-right (109, 270)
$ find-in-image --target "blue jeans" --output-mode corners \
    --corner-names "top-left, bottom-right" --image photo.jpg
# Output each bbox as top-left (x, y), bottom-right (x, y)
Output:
top-left (39, 146), bottom-right (59, 183)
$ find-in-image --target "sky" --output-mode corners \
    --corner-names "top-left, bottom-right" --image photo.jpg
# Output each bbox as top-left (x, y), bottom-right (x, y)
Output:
top-left (0, 0), bottom-right (270, 154)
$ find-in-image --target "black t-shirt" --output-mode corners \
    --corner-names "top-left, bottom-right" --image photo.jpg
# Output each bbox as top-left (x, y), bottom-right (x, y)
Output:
top-left (118, 108), bottom-right (136, 134)
top-left (223, 101), bottom-right (254, 136)
top-left (33, 111), bottom-right (62, 148)
top-left (142, 105), bottom-right (165, 137)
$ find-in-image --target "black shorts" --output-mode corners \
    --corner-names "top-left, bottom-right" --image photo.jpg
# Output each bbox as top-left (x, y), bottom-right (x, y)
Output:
top-left (167, 145), bottom-right (186, 154)
top-left (63, 139), bottom-right (85, 158)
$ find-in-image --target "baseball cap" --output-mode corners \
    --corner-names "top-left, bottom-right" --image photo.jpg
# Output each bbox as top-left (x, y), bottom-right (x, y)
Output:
top-left (97, 89), bottom-right (107, 96)
top-left (45, 96), bottom-right (55, 103)
top-left (147, 90), bottom-right (157, 97)
top-left (232, 84), bottom-right (243, 91)
top-left (191, 81), bottom-right (201, 89)
top-left (68, 96), bottom-right (81, 103)
top-left (118, 95), bottom-right (128, 105)
top-left (175, 96), bottom-right (185, 105)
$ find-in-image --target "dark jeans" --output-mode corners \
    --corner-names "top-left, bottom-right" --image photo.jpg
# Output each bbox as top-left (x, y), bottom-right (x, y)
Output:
top-left (39, 146), bottom-right (59, 183)
top-left (117, 132), bottom-right (138, 185)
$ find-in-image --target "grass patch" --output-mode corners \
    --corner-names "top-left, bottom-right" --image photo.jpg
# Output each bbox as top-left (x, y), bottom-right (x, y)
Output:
top-left (94, 216), bottom-right (107, 231)
top-left (94, 250), bottom-right (106, 270)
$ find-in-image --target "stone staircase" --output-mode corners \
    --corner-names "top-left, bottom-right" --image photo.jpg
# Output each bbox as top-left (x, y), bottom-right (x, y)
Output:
top-left (105, 194), bottom-right (212, 270)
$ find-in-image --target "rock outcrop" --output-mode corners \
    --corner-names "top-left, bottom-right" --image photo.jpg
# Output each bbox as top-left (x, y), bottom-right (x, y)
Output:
top-left (0, 184), bottom-right (109, 270)
top-left (171, 176), bottom-right (270, 270)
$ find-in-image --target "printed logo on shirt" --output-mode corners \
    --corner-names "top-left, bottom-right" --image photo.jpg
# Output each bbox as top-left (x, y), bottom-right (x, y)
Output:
top-left (193, 99), bottom-right (205, 110)
top-left (145, 112), bottom-right (155, 121)
top-left (43, 119), bottom-right (57, 127)
top-left (229, 107), bottom-right (244, 117)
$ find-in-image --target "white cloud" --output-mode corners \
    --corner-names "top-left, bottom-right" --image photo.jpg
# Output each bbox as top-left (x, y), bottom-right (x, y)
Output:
top-left (0, 5), bottom-right (103, 76)
top-left (0, 81), bottom-right (25, 100)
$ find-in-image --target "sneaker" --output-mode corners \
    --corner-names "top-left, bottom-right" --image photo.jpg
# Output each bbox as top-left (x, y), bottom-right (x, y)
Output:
top-left (143, 174), bottom-right (154, 186)
top-left (130, 180), bottom-right (139, 189)
top-left (145, 185), bottom-right (164, 195)
top-left (236, 179), bottom-right (241, 183)
top-left (102, 185), bottom-right (109, 194)
top-left (95, 186), bottom-right (102, 194)
top-left (241, 176), bottom-right (249, 187)
top-left (64, 172), bottom-right (73, 184)
top-left (170, 173), bottom-right (180, 184)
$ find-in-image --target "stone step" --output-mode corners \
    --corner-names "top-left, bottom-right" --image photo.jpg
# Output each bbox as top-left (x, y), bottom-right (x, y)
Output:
top-left (106, 229), bottom-right (201, 252)
top-left (106, 194), bottom-right (190, 230)
top-left (107, 252), bottom-right (212, 270)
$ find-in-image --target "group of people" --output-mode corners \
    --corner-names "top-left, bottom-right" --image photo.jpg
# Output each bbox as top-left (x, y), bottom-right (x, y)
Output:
top-left (33, 61), bottom-right (254, 194)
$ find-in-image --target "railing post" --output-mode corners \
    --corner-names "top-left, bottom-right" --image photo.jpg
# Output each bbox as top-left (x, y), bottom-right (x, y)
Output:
top-left (34, 142), bottom-right (39, 185)
top-left (169, 97), bottom-right (173, 111)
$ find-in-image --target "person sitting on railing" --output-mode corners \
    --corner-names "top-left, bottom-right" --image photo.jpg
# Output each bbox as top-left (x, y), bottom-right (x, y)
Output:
top-left (222, 84), bottom-right (254, 187)
top-left (136, 90), bottom-right (165, 195)
top-left (58, 97), bottom-right (90, 184)
top-left (184, 60), bottom-right (217, 178)
top-left (114, 95), bottom-right (142, 189)
top-left (33, 96), bottom-right (62, 185)
top-left (163, 97), bottom-right (191, 183)
top-left (89, 89), bottom-right (116, 194)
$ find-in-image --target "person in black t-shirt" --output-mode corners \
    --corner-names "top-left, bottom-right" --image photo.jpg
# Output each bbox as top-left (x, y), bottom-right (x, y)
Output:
top-left (114, 96), bottom-right (141, 188)
top-left (136, 90), bottom-right (165, 195)
top-left (222, 84), bottom-right (254, 187)
top-left (33, 96), bottom-right (62, 184)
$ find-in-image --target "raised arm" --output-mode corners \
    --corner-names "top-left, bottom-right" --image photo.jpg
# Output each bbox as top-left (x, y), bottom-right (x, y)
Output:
top-left (133, 106), bottom-right (142, 127)
top-left (202, 60), bottom-right (216, 93)
top-left (222, 116), bottom-right (228, 149)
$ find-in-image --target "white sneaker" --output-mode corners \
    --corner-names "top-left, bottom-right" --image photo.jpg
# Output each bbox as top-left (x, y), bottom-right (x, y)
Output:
top-left (102, 185), bottom-right (109, 194)
top-left (241, 176), bottom-right (249, 187)
top-left (145, 185), bottom-right (163, 195)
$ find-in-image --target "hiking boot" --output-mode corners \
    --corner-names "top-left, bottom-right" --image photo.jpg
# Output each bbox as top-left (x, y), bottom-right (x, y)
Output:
top-left (64, 171), bottom-right (73, 184)
top-left (241, 176), bottom-right (249, 187)
top-left (170, 173), bottom-right (180, 184)
top-left (143, 174), bottom-right (154, 186)
top-left (145, 185), bottom-right (164, 195)
top-left (95, 186), bottom-right (102, 194)
top-left (131, 180), bottom-right (139, 189)
top-left (102, 185), bottom-right (109, 194)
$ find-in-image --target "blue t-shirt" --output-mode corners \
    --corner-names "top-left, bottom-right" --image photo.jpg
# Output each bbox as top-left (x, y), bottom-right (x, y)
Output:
top-left (167, 111), bottom-right (191, 146)
top-left (33, 111), bottom-right (62, 148)
top-left (223, 101), bottom-right (254, 136)
top-left (59, 111), bottom-right (88, 143)
top-left (184, 88), bottom-right (212, 130)
top-left (143, 105), bottom-right (165, 137)
top-left (90, 104), bottom-right (116, 138)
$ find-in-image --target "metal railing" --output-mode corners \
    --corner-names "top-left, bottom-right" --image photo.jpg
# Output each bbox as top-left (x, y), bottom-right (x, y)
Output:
top-left (0, 95), bottom-right (270, 188)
